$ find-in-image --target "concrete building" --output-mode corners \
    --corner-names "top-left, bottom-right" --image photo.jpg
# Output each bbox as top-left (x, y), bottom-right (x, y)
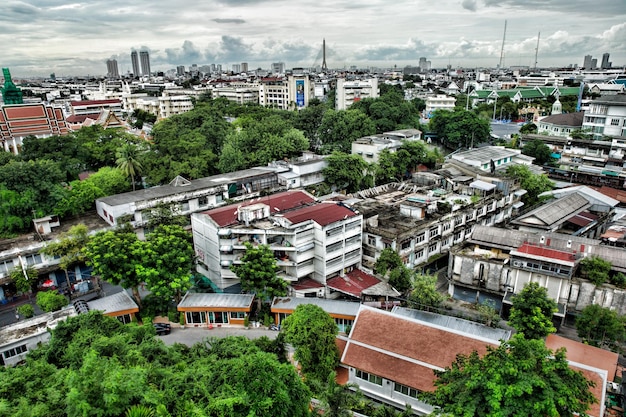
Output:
top-left (130, 51), bottom-right (140, 77)
top-left (190, 190), bottom-right (363, 293)
top-left (177, 293), bottom-right (254, 327)
top-left (271, 62), bottom-right (285, 74)
top-left (582, 94), bottom-right (626, 140)
top-left (139, 50), bottom-right (151, 76)
top-left (210, 82), bottom-right (260, 105)
top-left (537, 112), bottom-right (584, 137)
top-left (106, 59), bottom-right (119, 79)
top-left (448, 146), bottom-right (533, 173)
top-left (335, 78), bottom-right (379, 110)
top-left (424, 94), bottom-right (455, 117)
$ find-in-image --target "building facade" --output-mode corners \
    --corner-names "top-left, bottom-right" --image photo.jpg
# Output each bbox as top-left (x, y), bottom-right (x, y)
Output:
top-left (335, 78), bottom-right (379, 110)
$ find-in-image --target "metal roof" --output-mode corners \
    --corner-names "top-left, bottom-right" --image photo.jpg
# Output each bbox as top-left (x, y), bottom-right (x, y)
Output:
top-left (178, 293), bottom-right (254, 309)
top-left (391, 306), bottom-right (512, 342)
top-left (271, 296), bottom-right (361, 317)
top-left (87, 290), bottom-right (139, 315)
top-left (512, 193), bottom-right (590, 228)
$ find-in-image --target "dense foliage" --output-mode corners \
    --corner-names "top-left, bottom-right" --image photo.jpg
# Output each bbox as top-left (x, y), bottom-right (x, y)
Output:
top-left (505, 164), bottom-right (554, 206)
top-left (576, 304), bottom-right (626, 349)
top-left (429, 109), bottom-right (490, 149)
top-left (423, 334), bottom-right (597, 417)
top-left (0, 312), bottom-right (309, 417)
top-left (508, 282), bottom-right (557, 339)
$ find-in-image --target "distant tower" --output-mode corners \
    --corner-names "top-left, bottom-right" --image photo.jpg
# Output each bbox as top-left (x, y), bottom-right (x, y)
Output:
top-left (241, 62), bottom-right (249, 73)
top-left (583, 55), bottom-right (593, 69)
top-left (601, 53), bottom-right (611, 69)
top-left (551, 91), bottom-right (562, 115)
top-left (533, 32), bottom-right (540, 70)
top-left (498, 20), bottom-right (507, 69)
top-left (131, 51), bottom-right (140, 77)
top-left (139, 50), bottom-right (151, 76)
top-left (321, 39), bottom-right (328, 71)
top-left (106, 59), bottom-right (119, 78)
top-left (1, 68), bottom-right (23, 104)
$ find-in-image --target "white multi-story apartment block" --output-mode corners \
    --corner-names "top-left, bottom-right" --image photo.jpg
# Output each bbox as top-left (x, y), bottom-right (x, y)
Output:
top-left (424, 94), bottom-right (456, 117)
top-left (191, 190), bottom-right (363, 294)
top-left (336, 78), bottom-right (379, 110)
top-left (582, 94), bottom-right (626, 140)
top-left (210, 83), bottom-right (260, 105)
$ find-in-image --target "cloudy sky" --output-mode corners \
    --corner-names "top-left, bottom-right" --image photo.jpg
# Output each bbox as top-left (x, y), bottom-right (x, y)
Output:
top-left (1, 0), bottom-right (625, 77)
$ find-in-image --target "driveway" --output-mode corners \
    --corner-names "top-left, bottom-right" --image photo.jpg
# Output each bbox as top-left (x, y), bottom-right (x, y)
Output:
top-left (157, 326), bottom-right (279, 346)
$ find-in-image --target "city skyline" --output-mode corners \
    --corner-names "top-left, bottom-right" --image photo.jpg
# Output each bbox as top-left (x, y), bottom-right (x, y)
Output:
top-left (1, 0), bottom-right (625, 77)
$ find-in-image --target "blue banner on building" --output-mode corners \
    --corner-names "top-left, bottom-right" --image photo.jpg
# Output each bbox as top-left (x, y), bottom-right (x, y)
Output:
top-left (296, 80), bottom-right (305, 107)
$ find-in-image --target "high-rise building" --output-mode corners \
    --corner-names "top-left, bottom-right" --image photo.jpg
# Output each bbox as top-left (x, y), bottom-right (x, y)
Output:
top-left (232, 64), bottom-right (241, 74)
top-left (591, 58), bottom-right (597, 70)
top-left (106, 59), bottom-right (119, 78)
top-left (139, 50), bottom-right (151, 76)
top-left (241, 62), bottom-right (248, 73)
top-left (131, 51), bottom-right (140, 77)
top-left (583, 55), bottom-right (593, 69)
top-left (418, 57), bottom-right (431, 72)
top-left (601, 53), bottom-right (611, 69)
top-left (176, 65), bottom-right (185, 76)
top-left (271, 62), bottom-right (285, 74)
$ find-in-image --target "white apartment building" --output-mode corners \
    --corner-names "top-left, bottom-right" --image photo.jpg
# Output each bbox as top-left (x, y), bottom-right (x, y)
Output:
top-left (336, 78), bottom-right (379, 110)
top-left (211, 83), bottom-right (260, 105)
top-left (424, 94), bottom-right (456, 117)
top-left (582, 94), bottom-right (626, 140)
top-left (158, 93), bottom-right (194, 119)
top-left (190, 190), bottom-right (363, 294)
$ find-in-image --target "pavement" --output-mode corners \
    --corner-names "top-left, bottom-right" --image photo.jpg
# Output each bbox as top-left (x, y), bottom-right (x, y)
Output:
top-left (157, 325), bottom-right (279, 346)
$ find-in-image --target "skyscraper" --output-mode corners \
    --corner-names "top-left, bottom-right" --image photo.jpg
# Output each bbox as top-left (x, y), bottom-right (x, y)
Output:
top-left (601, 53), bottom-right (611, 69)
top-left (241, 62), bottom-right (248, 73)
top-left (583, 55), bottom-right (593, 69)
top-left (139, 50), bottom-right (151, 76)
top-left (131, 51), bottom-right (140, 77)
top-left (106, 59), bottom-right (119, 78)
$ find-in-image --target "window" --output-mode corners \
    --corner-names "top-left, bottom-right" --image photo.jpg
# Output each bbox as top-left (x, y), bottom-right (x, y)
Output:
top-left (186, 311), bottom-right (206, 324)
top-left (355, 369), bottom-right (383, 385)
top-left (23, 254), bottom-right (42, 266)
top-left (401, 240), bottom-right (411, 250)
top-left (198, 196), bottom-right (208, 206)
top-left (209, 312), bottom-right (229, 324)
top-left (428, 243), bottom-right (438, 253)
top-left (429, 227), bottom-right (439, 238)
top-left (230, 311), bottom-right (246, 319)
top-left (0, 260), bottom-right (14, 274)
top-left (443, 222), bottom-right (451, 232)
top-left (415, 249), bottom-right (424, 259)
top-left (116, 314), bottom-right (132, 324)
top-left (416, 233), bottom-right (425, 244)
top-left (611, 119), bottom-right (620, 126)
top-left (367, 236), bottom-right (376, 246)
top-left (394, 382), bottom-right (419, 398)
top-left (2, 344), bottom-right (27, 359)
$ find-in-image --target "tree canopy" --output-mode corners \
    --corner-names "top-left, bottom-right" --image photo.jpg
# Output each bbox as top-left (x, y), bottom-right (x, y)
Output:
top-left (422, 334), bottom-right (597, 417)
top-left (576, 304), bottom-right (626, 349)
top-left (505, 164), bottom-right (554, 206)
top-left (323, 151), bottom-right (374, 193)
top-left (522, 139), bottom-right (553, 165)
top-left (508, 282), bottom-right (557, 339)
top-left (230, 242), bottom-right (288, 304)
top-left (429, 110), bottom-right (490, 149)
top-left (282, 303), bottom-right (340, 382)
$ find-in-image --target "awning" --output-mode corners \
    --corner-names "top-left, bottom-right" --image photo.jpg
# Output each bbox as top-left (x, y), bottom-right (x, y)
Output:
top-left (582, 155), bottom-right (606, 162)
top-left (512, 202), bottom-right (524, 209)
top-left (514, 189), bottom-right (528, 197)
top-left (470, 180), bottom-right (496, 191)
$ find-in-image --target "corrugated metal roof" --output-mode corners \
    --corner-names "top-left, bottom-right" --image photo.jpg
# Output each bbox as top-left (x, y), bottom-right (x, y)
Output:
top-left (282, 202), bottom-right (358, 227)
top-left (87, 290), bottom-right (139, 315)
top-left (513, 193), bottom-right (590, 227)
top-left (391, 306), bottom-right (511, 342)
top-left (271, 296), bottom-right (361, 317)
top-left (178, 293), bottom-right (254, 309)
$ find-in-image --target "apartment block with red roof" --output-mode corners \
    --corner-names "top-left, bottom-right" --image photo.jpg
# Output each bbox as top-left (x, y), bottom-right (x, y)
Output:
top-left (190, 189), bottom-right (364, 294)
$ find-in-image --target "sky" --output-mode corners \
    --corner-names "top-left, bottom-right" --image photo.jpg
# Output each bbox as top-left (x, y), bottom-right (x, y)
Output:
top-left (1, 0), bottom-right (625, 77)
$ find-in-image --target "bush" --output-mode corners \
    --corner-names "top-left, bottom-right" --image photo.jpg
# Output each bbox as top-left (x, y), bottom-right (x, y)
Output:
top-left (179, 312), bottom-right (185, 325)
top-left (167, 309), bottom-right (178, 323)
top-left (17, 304), bottom-right (35, 319)
top-left (36, 291), bottom-right (68, 312)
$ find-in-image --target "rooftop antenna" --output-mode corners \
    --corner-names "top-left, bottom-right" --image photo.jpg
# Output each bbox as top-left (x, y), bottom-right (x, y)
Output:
top-left (498, 20), bottom-right (507, 69)
top-left (534, 32), bottom-right (540, 70)
top-left (321, 39), bottom-right (328, 71)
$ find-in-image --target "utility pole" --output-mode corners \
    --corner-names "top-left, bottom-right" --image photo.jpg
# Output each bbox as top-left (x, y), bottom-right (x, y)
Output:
top-left (498, 20), bottom-right (507, 69)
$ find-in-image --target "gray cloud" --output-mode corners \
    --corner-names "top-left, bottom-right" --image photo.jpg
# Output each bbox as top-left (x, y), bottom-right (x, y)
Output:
top-left (213, 18), bottom-right (246, 24)
top-left (461, 0), bottom-right (477, 12)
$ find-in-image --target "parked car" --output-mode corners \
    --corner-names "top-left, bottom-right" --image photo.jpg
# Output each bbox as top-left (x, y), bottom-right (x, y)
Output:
top-left (153, 323), bottom-right (171, 335)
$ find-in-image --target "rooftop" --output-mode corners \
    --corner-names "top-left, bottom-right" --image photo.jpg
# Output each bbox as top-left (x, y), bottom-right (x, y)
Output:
top-left (281, 202), bottom-right (358, 227)
top-left (177, 293), bottom-right (254, 309)
top-left (326, 269), bottom-right (385, 298)
top-left (271, 296), bottom-right (361, 317)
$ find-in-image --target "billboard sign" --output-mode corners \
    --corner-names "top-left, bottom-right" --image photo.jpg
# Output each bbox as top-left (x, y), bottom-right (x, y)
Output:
top-left (296, 79), bottom-right (305, 107)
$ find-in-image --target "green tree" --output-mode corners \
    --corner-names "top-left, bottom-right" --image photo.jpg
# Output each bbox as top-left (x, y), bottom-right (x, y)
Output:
top-left (231, 243), bottom-right (287, 309)
top-left (36, 291), bottom-right (68, 312)
top-left (422, 334), bottom-right (596, 417)
top-left (576, 304), bottom-right (625, 348)
top-left (429, 109), bottom-right (490, 149)
top-left (505, 164), bottom-right (554, 206)
top-left (522, 139), bottom-right (553, 165)
top-left (116, 143), bottom-right (143, 191)
top-left (283, 304), bottom-right (340, 382)
top-left (311, 371), bottom-right (362, 417)
top-left (508, 282), bottom-right (557, 339)
top-left (408, 273), bottom-right (444, 309)
top-left (323, 151), bottom-right (374, 193)
top-left (143, 224), bottom-right (195, 304)
top-left (40, 224), bottom-right (90, 292)
top-left (476, 300), bottom-right (501, 328)
top-left (519, 123), bottom-right (538, 134)
top-left (10, 265), bottom-right (38, 295)
top-left (388, 266), bottom-right (413, 295)
top-left (579, 255), bottom-right (612, 286)
top-left (374, 248), bottom-right (403, 276)
top-left (85, 227), bottom-right (146, 306)
top-left (17, 303), bottom-right (35, 319)
top-left (317, 109), bottom-right (376, 153)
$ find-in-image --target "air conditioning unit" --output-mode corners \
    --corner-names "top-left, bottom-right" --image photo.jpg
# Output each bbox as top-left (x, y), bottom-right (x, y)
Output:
top-left (513, 261), bottom-right (523, 267)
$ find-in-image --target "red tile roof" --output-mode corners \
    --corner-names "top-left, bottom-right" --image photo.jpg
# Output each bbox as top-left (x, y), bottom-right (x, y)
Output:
top-left (66, 114), bottom-right (99, 123)
top-left (327, 269), bottom-right (380, 298)
top-left (567, 211), bottom-right (598, 227)
top-left (343, 307), bottom-right (495, 392)
top-left (282, 202), bottom-right (358, 227)
top-left (595, 186), bottom-right (626, 204)
top-left (514, 242), bottom-right (577, 262)
top-left (204, 190), bottom-right (315, 227)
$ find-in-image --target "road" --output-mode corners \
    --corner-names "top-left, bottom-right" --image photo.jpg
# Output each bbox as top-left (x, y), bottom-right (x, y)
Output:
top-left (158, 326), bottom-right (279, 346)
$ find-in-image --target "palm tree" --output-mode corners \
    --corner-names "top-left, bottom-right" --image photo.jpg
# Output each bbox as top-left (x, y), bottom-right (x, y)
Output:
top-left (116, 143), bottom-right (143, 191)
